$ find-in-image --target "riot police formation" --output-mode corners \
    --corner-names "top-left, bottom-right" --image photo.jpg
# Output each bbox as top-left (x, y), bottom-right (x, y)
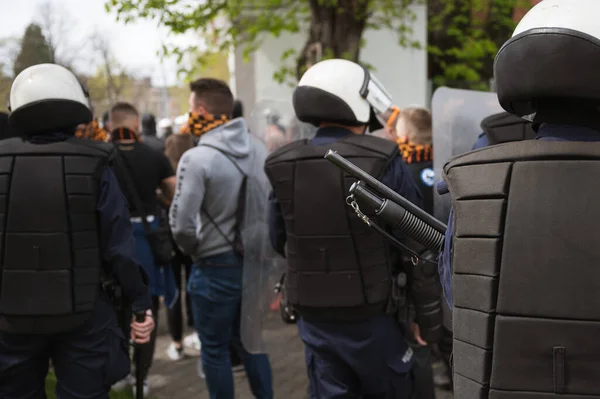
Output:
top-left (0, 64), bottom-right (154, 398)
top-left (437, 0), bottom-right (600, 397)
top-left (264, 58), bottom-right (443, 398)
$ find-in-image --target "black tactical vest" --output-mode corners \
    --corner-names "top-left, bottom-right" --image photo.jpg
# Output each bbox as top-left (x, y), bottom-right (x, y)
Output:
top-left (0, 137), bottom-right (113, 334)
top-left (481, 112), bottom-right (536, 145)
top-left (444, 140), bottom-right (600, 398)
top-left (399, 143), bottom-right (434, 215)
top-left (265, 134), bottom-right (398, 322)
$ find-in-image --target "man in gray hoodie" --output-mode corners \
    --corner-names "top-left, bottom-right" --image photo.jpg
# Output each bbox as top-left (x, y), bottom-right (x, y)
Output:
top-left (169, 78), bottom-right (273, 399)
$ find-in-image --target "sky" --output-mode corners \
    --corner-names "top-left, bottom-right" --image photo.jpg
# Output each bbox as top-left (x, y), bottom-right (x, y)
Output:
top-left (0, 0), bottom-right (199, 86)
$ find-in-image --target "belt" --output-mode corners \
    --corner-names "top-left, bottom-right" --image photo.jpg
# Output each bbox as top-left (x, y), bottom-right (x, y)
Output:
top-left (130, 215), bottom-right (156, 223)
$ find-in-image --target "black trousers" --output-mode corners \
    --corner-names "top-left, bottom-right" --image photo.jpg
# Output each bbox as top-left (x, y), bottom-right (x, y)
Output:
top-left (0, 296), bottom-right (130, 399)
top-left (411, 345), bottom-right (436, 399)
top-left (166, 249), bottom-right (194, 341)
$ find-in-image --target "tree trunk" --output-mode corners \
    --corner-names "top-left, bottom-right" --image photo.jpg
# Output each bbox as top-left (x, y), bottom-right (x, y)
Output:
top-left (296, 0), bottom-right (369, 80)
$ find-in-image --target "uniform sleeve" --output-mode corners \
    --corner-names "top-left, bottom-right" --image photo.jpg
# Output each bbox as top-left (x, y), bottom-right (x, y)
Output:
top-left (439, 209), bottom-right (454, 307)
top-left (268, 191), bottom-right (287, 257)
top-left (472, 132), bottom-right (489, 150)
top-left (97, 168), bottom-right (151, 312)
top-left (380, 155), bottom-right (424, 209)
top-left (169, 150), bottom-right (204, 255)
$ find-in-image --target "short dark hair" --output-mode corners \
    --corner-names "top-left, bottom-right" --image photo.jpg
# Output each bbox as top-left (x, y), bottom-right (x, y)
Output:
top-left (232, 100), bottom-right (244, 118)
top-left (110, 102), bottom-right (139, 126)
top-left (189, 78), bottom-right (234, 117)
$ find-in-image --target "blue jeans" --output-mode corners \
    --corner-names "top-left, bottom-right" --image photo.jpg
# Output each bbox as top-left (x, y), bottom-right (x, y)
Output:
top-left (188, 251), bottom-right (273, 399)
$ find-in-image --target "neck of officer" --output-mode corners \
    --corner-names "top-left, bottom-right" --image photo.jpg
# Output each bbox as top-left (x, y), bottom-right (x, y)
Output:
top-left (319, 123), bottom-right (365, 135)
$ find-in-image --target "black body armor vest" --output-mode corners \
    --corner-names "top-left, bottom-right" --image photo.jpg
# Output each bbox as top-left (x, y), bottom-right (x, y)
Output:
top-left (399, 143), bottom-right (434, 215)
top-left (0, 137), bottom-right (113, 334)
top-left (481, 112), bottom-right (536, 145)
top-left (444, 140), bottom-right (600, 398)
top-left (265, 134), bottom-right (398, 322)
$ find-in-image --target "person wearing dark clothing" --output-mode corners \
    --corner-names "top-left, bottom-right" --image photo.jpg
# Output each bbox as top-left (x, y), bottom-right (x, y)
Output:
top-left (396, 108), bottom-right (435, 216)
top-left (393, 108), bottom-right (438, 399)
top-left (0, 63), bottom-right (154, 399)
top-left (163, 131), bottom-right (196, 361)
top-left (109, 102), bottom-right (177, 397)
top-left (438, 2), bottom-right (600, 397)
top-left (0, 112), bottom-right (16, 140)
top-left (232, 100), bottom-right (244, 119)
top-left (141, 113), bottom-right (165, 152)
top-left (266, 59), bottom-right (442, 398)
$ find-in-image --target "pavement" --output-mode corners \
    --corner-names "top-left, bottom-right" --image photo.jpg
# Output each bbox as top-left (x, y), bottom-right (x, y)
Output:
top-left (147, 307), bottom-right (454, 399)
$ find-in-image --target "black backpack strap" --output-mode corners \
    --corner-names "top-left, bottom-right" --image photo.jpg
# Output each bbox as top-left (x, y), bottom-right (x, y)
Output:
top-left (198, 144), bottom-right (247, 253)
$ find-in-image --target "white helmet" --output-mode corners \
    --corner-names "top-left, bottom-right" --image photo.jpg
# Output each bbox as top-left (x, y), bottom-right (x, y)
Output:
top-left (495, 0), bottom-right (600, 126)
top-left (9, 63), bottom-right (92, 135)
top-left (293, 59), bottom-right (395, 130)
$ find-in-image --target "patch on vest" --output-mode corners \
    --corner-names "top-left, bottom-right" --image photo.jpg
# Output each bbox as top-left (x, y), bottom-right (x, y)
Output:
top-left (402, 347), bottom-right (414, 363)
top-left (420, 168), bottom-right (435, 187)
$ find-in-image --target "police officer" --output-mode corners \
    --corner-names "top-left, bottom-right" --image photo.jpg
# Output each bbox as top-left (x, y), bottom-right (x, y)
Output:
top-left (396, 107), bottom-right (435, 215)
top-left (0, 112), bottom-right (15, 140)
top-left (439, 1), bottom-right (600, 397)
top-left (0, 63), bottom-right (154, 399)
top-left (265, 59), bottom-right (443, 398)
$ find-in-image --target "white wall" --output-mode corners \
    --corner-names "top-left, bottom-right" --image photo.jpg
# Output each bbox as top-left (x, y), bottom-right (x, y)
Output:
top-left (233, 5), bottom-right (428, 116)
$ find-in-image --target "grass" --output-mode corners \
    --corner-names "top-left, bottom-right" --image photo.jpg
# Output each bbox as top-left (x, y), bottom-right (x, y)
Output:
top-left (46, 371), bottom-right (134, 399)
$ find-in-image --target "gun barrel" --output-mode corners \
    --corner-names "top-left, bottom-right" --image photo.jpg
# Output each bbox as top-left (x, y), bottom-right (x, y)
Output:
top-left (325, 150), bottom-right (447, 233)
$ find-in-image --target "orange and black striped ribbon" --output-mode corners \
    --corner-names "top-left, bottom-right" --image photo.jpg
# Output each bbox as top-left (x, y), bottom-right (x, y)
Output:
top-left (398, 142), bottom-right (433, 164)
top-left (185, 112), bottom-right (230, 137)
top-left (109, 127), bottom-right (139, 142)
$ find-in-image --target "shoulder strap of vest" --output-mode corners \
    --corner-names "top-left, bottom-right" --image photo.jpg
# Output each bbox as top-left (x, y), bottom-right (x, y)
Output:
top-left (265, 135), bottom-right (398, 166)
top-left (444, 140), bottom-right (600, 175)
top-left (481, 112), bottom-right (536, 145)
top-left (341, 134), bottom-right (399, 158)
top-left (265, 139), bottom-right (309, 165)
top-left (0, 136), bottom-right (115, 159)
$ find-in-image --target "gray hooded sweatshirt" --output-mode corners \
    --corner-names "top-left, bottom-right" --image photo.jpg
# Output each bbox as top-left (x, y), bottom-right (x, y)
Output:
top-left (169, 117), bottom-right (252, 260)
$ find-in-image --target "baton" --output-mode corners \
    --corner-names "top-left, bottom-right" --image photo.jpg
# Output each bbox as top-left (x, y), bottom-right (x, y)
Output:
top-left (134, 312), bottom-right (146, 399)
top-left (324, 150), bottom-right (447, 233)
